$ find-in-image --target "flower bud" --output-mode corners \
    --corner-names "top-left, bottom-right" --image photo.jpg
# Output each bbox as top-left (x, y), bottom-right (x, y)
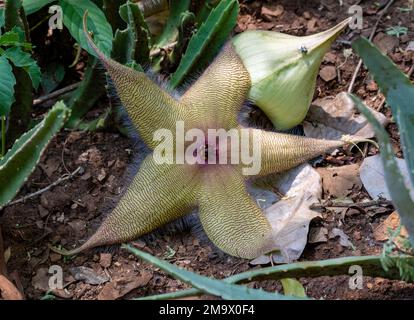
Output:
top-left (232, 18), bottom-right (351, 130)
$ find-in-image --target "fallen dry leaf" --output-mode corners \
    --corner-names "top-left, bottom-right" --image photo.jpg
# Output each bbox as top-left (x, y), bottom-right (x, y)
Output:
top-left (360, 155), bottom-right (412, 200)
top-left (308, 227), bottom-right (328, 244)
top-left (31, 268), bottom-right (50, 292)
top-left (261, 5), bottom-right (284, 20)
top-left (97, 271), bottom-right (153, 300)
top-left (69, 266), bottom-right (109, 285)
top-left (373, 32), bottom-right (399, 54)
top-left (329, 228), bottom-right (354, 248)
top-left (303, 92), bottom-right (389, 140)
top-left (0, 275), bottom-right (24, 300)
top-left (373, 211), bottom-right (409, 242)
top-left (251, 164), bottom-right (322, 264)
top-left (319, 66), bottom-right (337, 82)
top-left (317, 163), bottom-right (362, 198)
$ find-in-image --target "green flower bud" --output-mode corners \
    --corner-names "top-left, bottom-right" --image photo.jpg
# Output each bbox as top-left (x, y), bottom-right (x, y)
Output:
top-left (232, 18), bottom-right (351, 130)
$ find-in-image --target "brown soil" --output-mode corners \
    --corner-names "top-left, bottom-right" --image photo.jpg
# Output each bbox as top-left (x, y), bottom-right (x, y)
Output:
top-left (1, 0), bottom-right (414, 300)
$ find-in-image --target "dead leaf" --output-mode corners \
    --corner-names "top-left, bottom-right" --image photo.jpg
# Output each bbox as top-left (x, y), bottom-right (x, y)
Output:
top-left (97, 271), bottom-right (153, 300)
top-left (373, 32), bottom-right (399, 54)
top-left (360, 155), bottom-right (413, 200)
top-left (317, 164), bottom-right (362, 198)
top-left (373, 211), bottom-right (409, 241)
top-left (99, 253), bottom-right (112, 269)
top-left (0, 275), bottom-right (24, 300)
top-left (261, 5), bottom-right (284, 20)
top-left (32, 268), bottom-right (50, 292)
top-left (251, 164), bottom-right (322, 264)
top-left (303, 92), bottom-right (389, 140)
top-left (329, 228), bottom-right (354, 248)
top-left (69, 266), bottom-right (109, 285)
top-left (319, 66), bottom-right (337, 82)
top-left (308, 227), bottom-right (328, 244)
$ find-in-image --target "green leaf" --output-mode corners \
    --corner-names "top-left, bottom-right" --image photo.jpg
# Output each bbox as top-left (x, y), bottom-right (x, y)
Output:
top-left (169, 0), bottom-right (239, 88)
top-left (0, 8), bottom-right (5, 31)
top-left (3, 46), bottom-right (41, 89)
top-left (65, 57), bottom-right (105, 128)
top-left (59, 0), bottom-right (113, 57)
top-left (0, 56), bottom-right (16, 116)
top-left (123, 244), bottom-right (303, 300)
top-left (280, 278), bottom-right (307, 298)
top-left (350, 94), bottom-right (414, 245)
top-left (138, 255), bottom-right (414, 300)
top-left (22, 0), bottom-right (55, 15)
top-left (0, 27), bottom-right (28, 47)
top-left (352, 37), bottom-right (414, 189)
top-left (154, 0), bottom-right (191, 48)
top-left (119, 1), bottom-right (151, 66)
top-left (0, 101), bottom-right (70, 206)
top-left (4, 0), bottom-right (23, 32)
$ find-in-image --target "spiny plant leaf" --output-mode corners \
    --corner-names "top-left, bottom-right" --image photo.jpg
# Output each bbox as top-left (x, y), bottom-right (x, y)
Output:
top-left (195, 0), bottom-right (220, 25)
top-left (6, 65), bottom-right (32, 145)
top-left (123, 244), bottom-right (303, 300)
top-left (3, 46), bottom-right (41, 89)
top-left (352, 37), bottom-right (414, 189)
top-left (138, 255), bottom-right (414, 300)
top-left (0, 8), bottom-right (5, 31)
top-left (102, 0), bottom-right (126, 33)
top-left (169, 0), bottom-right (239, 88)
top-left (59, 0), bottom-right (113, 57)
top-left (0, 101), bottom-right (70, 207)
top-left (350, 94), bottom-right (414, 245)
top-left (22, 0), bottom-right (55, 15)
top-left (119, 1), bottom-right (151, 66)
top-left (4, 0), bottom-right (24, 32)
top-left (65, 57), bottom-right (105, 129)
top-left (111, 28), bottom-right (132, 64)
top-left (0, 56), bottom-right (16, 116)
top-left (154, 0), bottom-right (191, 48)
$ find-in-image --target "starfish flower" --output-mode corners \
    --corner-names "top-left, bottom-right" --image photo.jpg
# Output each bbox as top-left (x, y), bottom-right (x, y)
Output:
top-left (62, 16), bottom-right (356, 259)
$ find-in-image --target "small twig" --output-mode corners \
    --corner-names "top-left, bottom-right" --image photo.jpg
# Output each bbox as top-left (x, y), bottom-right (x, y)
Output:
top-left (1, 167), bottom-right (82, 209)
top-left (348, 0), bottom-right (395, 93)
top-left (310, 198), bottom-right (393, 210)
top-left (33, 83), bottom-right (80, 106)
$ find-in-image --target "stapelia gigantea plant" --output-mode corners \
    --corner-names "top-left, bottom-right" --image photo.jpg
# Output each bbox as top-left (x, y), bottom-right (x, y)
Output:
top-left (54, 14), bottom-right (363, 260)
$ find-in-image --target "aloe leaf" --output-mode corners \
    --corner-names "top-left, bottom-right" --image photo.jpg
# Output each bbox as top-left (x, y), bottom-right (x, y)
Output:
top-left (138, 255), bottom-right (414, 300)
top-left (169, 0), bottom-right (239, 88)
top-left (0, 56), bottom-right (16, 117)
top-left (350, 94), bottom-right (414, 244)
top-left (154, 0), bottom-right (190, 48)
top-left (3, 46), bottom-right (41, 89)
top-left (4, 0), bottom-right (23, 32)
top-left (123, 244), bottom-right (302, 300)
top-left (195, 0), bottom-right (220, 25)
top-left (103, 0), bottom-right (126, 33)
top-left (352, 37), bottom-right (414, 189)
top-left (59, 0), bottom-right (113, 57)
top-left (65, 57), bottom-right (105, 129)
top-left (0, 8), bottom-right (5, 31)
top-left (119, 1), bottom-right (151, 66)
top-left (22, 0), bottom-right (55, 15)
top-left (0, 101), bottom-right (70, 206)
